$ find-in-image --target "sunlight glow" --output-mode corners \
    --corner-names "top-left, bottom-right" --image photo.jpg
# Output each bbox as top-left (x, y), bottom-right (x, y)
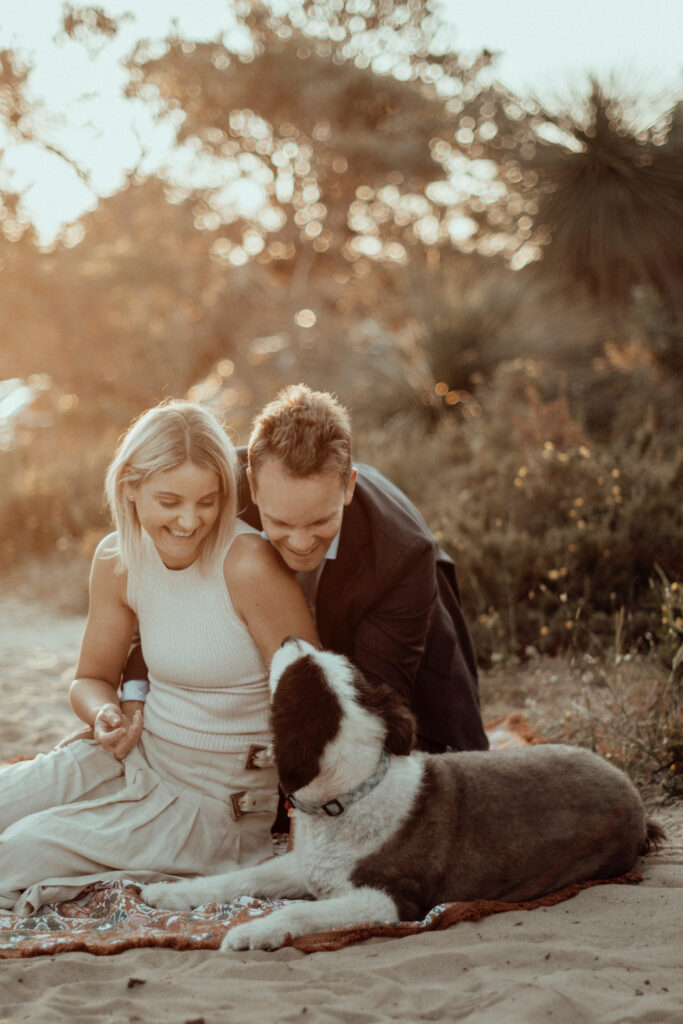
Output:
top-left (0, 0), bottom-right (680, 241)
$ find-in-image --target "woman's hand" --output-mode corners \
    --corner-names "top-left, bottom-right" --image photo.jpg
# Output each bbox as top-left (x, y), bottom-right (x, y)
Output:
top-left (69, 534), bottom-right (140, 759)
top-left (93, 702), bottom-right (143, 760)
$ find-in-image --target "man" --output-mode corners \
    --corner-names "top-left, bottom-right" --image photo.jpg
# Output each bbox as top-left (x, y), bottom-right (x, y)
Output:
top-left (236, 384), bottom-right (487, 754)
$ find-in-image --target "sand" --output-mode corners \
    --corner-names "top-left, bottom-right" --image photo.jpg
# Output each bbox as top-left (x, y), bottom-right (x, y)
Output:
top-left (1, 594), bottom-right (682, 1024)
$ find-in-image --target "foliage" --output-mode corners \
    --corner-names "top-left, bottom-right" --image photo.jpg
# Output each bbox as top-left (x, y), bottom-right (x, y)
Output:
top-left (526, 81), bottom-right (683, 311)
top-left (535, 566), bottom-right (682, 792)
top-left (124, 0), bottom-right (541, 276)
top-left (395, 249), bottom-right (611, 398)
top-left (358, 358), bottom-right (683, 667)
top-left (0, 5), bottom-right (681, 686)
top-left (1, 406), bottom-right (115, 566)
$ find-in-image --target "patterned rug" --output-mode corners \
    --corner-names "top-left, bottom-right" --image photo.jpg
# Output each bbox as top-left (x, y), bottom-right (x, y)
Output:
top-left (0, 871), bottom-right (643, 958)
top-left (1, 714), bottom-right (642, 958)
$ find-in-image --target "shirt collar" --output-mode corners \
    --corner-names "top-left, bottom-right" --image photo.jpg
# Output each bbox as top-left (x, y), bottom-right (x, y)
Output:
top-left (325, 528), bottom-right (341, 560)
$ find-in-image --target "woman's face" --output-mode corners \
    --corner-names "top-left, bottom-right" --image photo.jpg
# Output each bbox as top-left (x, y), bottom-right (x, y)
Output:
top-left (130, 461), bottom-right (221, 569)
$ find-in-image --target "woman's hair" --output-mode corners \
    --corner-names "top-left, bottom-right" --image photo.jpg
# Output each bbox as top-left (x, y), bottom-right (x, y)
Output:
top-left (248, 383), bottom-right (353, 483)
top-left (105, 400), bottom-right (238, 574)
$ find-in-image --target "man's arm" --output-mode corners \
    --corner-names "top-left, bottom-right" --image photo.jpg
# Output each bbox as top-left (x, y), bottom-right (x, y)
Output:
top-left (340, 548), bottom-right (485, 752)
top-left (350, 549), bottom-right (437, 705)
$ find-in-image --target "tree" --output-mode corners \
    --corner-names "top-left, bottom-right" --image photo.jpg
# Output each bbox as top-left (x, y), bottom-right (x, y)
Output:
top-left (123, 0), bottom-right (534, 293)
top-left (524, 80), bottom-right (683, 312)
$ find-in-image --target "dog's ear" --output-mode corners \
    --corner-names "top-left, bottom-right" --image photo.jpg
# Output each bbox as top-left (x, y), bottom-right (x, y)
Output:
top-left (354, 675), bottom-right (416, 755)
top-left (271, 655), bottom-right (343, 794)
top-left (383, 698), bottom-right (417, 755)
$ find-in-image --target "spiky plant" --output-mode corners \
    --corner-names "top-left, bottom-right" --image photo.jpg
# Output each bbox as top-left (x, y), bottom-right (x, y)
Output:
top-left (529, 79), bottom-right (683, 312)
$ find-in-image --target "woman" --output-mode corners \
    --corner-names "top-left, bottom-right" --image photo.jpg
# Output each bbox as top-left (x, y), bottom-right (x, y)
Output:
top-left (0, 400), bottom-right (318, 914)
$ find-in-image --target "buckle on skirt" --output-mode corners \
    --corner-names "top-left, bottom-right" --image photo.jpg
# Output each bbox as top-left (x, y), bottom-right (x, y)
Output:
top-left (231, 790), bottom-right (247, 819)
top-left (244, 744), bottom-right (276, 770)
top-left (230, 790), bottom-right (279, 820)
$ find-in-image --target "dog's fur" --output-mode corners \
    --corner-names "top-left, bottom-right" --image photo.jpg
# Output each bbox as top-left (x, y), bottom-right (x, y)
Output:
top-left (142, 639), bottom-right (664, 951)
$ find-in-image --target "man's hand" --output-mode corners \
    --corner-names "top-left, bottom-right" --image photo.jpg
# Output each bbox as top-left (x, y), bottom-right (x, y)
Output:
top-left (93, 702), bottom-right (144, 760)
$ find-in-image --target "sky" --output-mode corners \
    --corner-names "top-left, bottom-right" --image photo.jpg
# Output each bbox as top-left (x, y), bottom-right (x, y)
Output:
top-left (0, 0), bottom-right (681, 242)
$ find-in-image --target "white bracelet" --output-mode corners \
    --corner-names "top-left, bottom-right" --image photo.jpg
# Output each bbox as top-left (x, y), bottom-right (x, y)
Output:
top-left (120, 679), bottom-right (150, 702)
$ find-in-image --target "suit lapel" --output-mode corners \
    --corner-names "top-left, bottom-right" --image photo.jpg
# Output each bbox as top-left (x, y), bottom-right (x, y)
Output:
top-left (315, 504), bottom-right (370, 646)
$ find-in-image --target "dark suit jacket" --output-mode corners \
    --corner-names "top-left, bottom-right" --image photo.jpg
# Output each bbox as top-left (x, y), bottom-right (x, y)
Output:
top-left (238, 453), bottom-right (488, 751)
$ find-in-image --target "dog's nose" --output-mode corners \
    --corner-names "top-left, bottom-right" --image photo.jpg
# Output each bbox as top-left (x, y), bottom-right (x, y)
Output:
top-left (280, 636), bottom-right (303, 650)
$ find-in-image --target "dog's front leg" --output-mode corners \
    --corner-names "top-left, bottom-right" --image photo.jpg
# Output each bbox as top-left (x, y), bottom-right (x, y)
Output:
top-left (223, 885), bottom-right (399, 951)
top-left (141, 852), bottom-right (307, 911)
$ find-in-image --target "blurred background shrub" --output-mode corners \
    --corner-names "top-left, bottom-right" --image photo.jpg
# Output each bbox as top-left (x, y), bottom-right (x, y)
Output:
top-left (1, 4), bottom-right (681, 681)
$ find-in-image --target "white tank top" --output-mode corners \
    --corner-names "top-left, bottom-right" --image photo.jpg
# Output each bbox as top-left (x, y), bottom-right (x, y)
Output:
top-left (126, 519), bottom-right (270, 752)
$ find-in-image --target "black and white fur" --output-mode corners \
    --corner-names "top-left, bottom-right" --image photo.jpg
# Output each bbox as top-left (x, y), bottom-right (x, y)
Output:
top-left (141, 639), bottom-right (663, 951)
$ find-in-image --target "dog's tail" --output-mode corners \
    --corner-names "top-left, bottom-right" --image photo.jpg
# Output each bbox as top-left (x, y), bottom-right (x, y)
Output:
top-left (639, 818), bottom-right (667, 856)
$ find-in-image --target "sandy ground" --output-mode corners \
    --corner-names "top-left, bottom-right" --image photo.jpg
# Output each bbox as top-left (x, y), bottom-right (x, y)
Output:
top-left (1, 594), bottom-right (682, 1024)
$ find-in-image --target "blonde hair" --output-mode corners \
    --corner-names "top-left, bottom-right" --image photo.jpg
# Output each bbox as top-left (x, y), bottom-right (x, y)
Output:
top-left (248, 383), bottom-right (353, 483)
top-left (105, 400), bottom-right (238, 574)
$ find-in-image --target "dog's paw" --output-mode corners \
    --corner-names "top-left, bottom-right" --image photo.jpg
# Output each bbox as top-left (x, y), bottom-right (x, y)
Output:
top-left (221, 914), bottom-right (291, 952)
top-left (140, 880), bottom-right (208, 911)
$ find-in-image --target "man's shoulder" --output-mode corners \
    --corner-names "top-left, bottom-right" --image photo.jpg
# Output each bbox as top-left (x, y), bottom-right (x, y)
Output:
top-left (346, 464), bottom-right (437, 558)
top-left (353, 464), bottom-right (429, 529)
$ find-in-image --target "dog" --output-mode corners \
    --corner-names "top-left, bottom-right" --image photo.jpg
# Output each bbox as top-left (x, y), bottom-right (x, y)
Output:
top-left (141, 638), bottom-right (664, 950)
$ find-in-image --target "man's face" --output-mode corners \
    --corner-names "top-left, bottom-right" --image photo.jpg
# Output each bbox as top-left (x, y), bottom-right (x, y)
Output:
top-left (249, 457), bottom-right (357, 572)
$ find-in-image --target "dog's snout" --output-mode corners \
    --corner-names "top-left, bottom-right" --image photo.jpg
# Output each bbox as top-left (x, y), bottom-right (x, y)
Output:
top-left (280, 636), bottom-right (304, 650)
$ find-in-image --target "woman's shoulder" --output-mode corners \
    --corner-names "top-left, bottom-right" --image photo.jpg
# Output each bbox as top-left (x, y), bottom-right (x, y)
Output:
top-left (221, 518), bottom-right (268, 562)
top-left (231, 517), bottom-right (262, 541)
top-left (95, 531), bottom-right (120, 559)
top-left (223, 523), bottom-right (280, 584)
top-left (91, 532), bottom-right (128, 595)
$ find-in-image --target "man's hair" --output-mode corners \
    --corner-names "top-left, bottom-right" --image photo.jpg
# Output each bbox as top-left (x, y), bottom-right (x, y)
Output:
top-left (105, 399), bottom-right (238, 574)
top-left (248, 384), bottom-right (353, 482)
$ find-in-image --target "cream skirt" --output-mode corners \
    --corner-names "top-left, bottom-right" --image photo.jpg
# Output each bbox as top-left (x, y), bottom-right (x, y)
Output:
top-left (0, 731), bottom-right (278, 914)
